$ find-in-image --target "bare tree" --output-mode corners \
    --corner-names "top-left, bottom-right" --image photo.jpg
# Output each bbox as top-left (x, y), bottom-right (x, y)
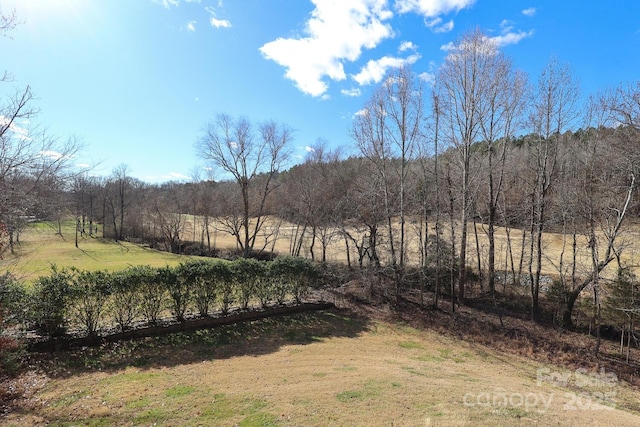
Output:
top-left (434, 28), bottom-right (508, 303)
top-left (527, 57), bottom-right (580, 320)
top-left (551, 83), bottom-right (640, 330)
top-left (608, 81), bottom-right (640, 130)
top-left (0, 8), bottom-right (17, 37)
top-left (147, 183), bottom-right (187, 254)
top-left (352, 66), bottom-right (424, 300)
top-left (102, 165), bottom-right (144, 241)
top-left (478, 62), bottom-right (528, 297)
top-left (0, 10), bottom-right (81, 254)
top-left (279, 139), bottom-right (342, 262)
top-left (197, 114), bottom-right (292, 257)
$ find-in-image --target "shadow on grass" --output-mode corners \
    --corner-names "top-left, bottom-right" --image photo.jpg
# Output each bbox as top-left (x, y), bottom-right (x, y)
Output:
top-left (30, 307), bottom-right (370, 379)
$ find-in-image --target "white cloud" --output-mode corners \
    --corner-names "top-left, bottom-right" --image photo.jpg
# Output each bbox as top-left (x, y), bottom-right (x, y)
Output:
top-left (418, 71), bottom-right (435, 85)
top-left (0, 115), bottom-right (30, 141)
top-left (522, 7), bottom-right (536, 17)
top-left (500, 19), bottom-right (513, 31)
top-left (153, 0), bottom-right (200, 9)
top-left (352, 53), bottom-right (420, 85)
top-left (166, 172), bottom-right (191, 181)
top-left (186, 20), bottom-right (196, 32)
top-left (490, 29), bottom-right (534, 47)
top-left (354, 108), bottom-right (369, 117)
top-left (395, 0), bottom-right (476, 17)
top-left (341, 88), bottom-right (362, 97)
top-left (39, 150), bottom-right (64, 160)
top-left (305, 146), bottom-right (315, 152)
top-left (399, 40), bottom-right (417, 51)
top-left (205, 5), bottom-right (231, 28)
top-left (440, 28), bottom-right (534, 51)
top-left (154, 0), bottom-right (179, 9)
top-left (259, 0), bottom-right (394, 97)
top-left (440, 41), bottom-right (455, 51)
top-left (210, 18), bottom-right (231, 28)
top-left (320, 94), bottom-right (331, 101)
top-left (424, 17), bottom-right (454, 33)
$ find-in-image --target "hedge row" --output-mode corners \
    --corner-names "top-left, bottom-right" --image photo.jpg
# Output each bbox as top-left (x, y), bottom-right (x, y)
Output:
top-left (1, 256), bottom-right (318, 339)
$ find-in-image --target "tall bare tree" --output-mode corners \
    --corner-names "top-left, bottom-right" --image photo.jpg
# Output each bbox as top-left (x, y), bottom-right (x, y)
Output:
top-left (102, 165), bottom-right (135, 241)
top-left (527, 57), bottom-right (580, 319)
top-left (0, 10), bottom-right (81, 254)
top-left (434, 28), bottom-right (508, 303)
top-left (352, 66), bottom-right (424, 300)
top-left (478, 61), bottom-right (528, 296)
top-left (197, 114), bottom-right (292, 257)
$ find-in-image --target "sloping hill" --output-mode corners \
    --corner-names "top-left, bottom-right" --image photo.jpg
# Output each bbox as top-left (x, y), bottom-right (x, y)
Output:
top-left (2, 307), bottom-right (640, 426)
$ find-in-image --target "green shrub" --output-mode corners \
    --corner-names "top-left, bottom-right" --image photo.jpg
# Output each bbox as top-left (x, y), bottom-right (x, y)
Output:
top-left (0, 273), bottom-right (26, 375)
top-left (232, 258), bottom-right (265, 310)
top-left (31, 266), bottom-right (74, 337)
top-left (270, 256), bottom-right (318, 304)
top-left (209, 261), bottom-right (233, 314)
top-left (162, 265), bottom-right (190, 322)
top-left (132, 266), bottom-right (166, 326)
top-left (0, 273), bottom-right (27, 327)
top-left (110, 269), bottom-right (141, 332)
top-left (69, 270), bottom-right (112, 336)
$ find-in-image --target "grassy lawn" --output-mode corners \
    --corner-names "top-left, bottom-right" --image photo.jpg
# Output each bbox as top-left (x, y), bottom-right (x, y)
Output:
top-left (1, 221), bottom-right (190, 283)
top-left (4, 310), bottom-right (640, 426)
top-left (6, 218), bottom-right (639, 285)
top-left (3, 220), bottom-right (640, 425)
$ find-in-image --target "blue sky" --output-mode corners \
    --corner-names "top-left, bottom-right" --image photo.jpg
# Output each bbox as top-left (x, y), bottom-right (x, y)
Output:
top-left (1, 0), bottom-right (639, 183)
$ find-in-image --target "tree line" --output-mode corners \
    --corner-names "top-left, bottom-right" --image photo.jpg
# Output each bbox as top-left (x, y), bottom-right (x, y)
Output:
top-left (2, 25), bottom-right (640, 346)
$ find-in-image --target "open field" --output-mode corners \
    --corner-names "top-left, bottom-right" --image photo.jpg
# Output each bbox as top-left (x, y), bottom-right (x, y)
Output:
top-left (6, 217), bottom-right (640, 285)
top-left (1, 221), bottom-right (191, 284)
top-left (187, 215), bottom-right (640, 281)
top-left (3, 308), bottom-right (640, 426)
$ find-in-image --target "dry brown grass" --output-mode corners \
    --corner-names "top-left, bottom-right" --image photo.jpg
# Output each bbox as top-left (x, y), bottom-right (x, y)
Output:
top-left (186, 216), bottom-right (640, 282)
top-left (3, 307), bottom-right (640, 426)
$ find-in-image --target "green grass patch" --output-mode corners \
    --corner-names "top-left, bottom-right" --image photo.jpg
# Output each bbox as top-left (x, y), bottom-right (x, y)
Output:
top-left (239, 412), bottom-right (280, 427)
top-left (336, 390), bottom-right (365, 402)
top-left (239, 397), bottom-right (269, 415)
top-left (438, 348), bottom-right (467, 363)
top-left (336, 379), bottom-right (384, 403)
top-left (134, 408), bottom-right (169, 424)
top-left (165, 385), bottom-right (195, 398)
top-left (200, 394), bottom-right (272, 424)
top-left (125, 397), bottom-right (152, 409)
top-left (415, 353), bottom-right (444, 363)
top-left (50, 390), bottom-right (89, 408)
top-left (200, 393), bottom-right (235, 422)
top-left (402, 366), bottom-right (428, 377)
top-left (4, 220), bottom-right (190, 283)
top-left (399, 340), bottom-right (423, 350)
top-left (99, 371), bottom-right (161, 387)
